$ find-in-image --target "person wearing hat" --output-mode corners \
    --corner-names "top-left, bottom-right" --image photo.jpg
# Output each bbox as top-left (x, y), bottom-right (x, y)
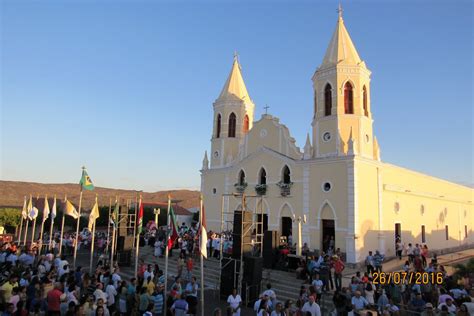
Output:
top-left (420, 303), bottom-right (435, 316)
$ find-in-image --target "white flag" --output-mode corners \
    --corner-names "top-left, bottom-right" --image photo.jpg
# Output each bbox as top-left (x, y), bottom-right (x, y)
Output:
top-left (43, 196), bottom-right (50, 222)
top-left (51, 196), bottom-right (57, 219)
top-left (21, 197), bottom-right (28, 220)
top-left (28, 207), bottom-right (39, 220)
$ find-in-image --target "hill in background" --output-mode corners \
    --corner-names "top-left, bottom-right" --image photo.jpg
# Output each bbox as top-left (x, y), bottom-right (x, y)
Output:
top-left (0, 180), bottom-right (200, 211)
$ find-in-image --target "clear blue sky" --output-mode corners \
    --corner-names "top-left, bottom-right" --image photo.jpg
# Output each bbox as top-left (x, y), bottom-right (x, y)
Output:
top-left (1, 0), bottom-right (472, 191)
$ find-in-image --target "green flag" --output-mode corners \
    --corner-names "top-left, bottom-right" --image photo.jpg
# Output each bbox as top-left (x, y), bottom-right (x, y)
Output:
top-left (79, 167), bottom-right (94, 191)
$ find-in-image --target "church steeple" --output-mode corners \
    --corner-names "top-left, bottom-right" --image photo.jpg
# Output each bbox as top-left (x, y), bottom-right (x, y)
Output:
top-left (311, 7), bottom-right (376, 160)
top-left (209, 54), bottom-right (255, 168)
top-left (320, 8), bottom-right (365, 70)
top-left (217, 54), bottom-right (250, 101)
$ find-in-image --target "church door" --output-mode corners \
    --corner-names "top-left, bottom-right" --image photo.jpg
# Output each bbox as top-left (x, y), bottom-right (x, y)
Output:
top-left (281, 217), bottom-right (292, 239)
top-left (322, 219), bottom-right (335, 253)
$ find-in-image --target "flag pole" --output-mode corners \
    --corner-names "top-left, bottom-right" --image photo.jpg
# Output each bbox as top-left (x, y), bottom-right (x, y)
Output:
top-left (90, 194), bottom-right (98, 273)
top-left (18, 196), bottom-right (26, 244)
top-left (134, 195), bottom-right (142, 278)
top-left (199, 196), bottom-right (205, 316)
top-left (73, 189), bottom-right (83, 268)
top-left (106, 197), bottom-right (111, 255)
top-left (18, 215), bottom-right (24, 245)
top-left (38, 195), bottom-right (47, 256)
top-left (132, 193), bottom-right (138, 246)
top-left (59, 195), bottom-right (67, 256)
top-left (49, 195), bottom-right (56, 251)
top-left (24, 194), bottom-right (32, 246)
top-left (164, 195), bottom-right (171, 315)
top-left (110, 197), bottom-right (117, 269)
top-left (23, 218), bottom-right (29, 246)
top-left (31, 195), bottom-right (38, 246)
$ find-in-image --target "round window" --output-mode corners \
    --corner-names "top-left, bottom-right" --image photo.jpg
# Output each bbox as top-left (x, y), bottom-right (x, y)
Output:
top-left (213, 151), bottom-right (219, 158)
top-left (322, 132), bottom-right (331, 142)
top-left (322, 182), bottom-right (332, 192)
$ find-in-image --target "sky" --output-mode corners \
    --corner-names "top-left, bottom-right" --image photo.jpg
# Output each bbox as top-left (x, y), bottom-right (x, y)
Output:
top-left (1, 0), bottom-right (472, 191)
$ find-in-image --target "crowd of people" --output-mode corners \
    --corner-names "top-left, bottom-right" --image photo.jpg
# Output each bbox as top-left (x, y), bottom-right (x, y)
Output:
top-left (218, 242), bottom-right (473, 316)
top-left (0, 236), bottom-right (204, 316)
top-left (2, 222), bottom-right (472, 316)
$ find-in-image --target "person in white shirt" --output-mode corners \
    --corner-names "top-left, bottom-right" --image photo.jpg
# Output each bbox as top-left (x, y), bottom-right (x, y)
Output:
top-left (438, 298), bottom-right (457, 314)
top-left (144, 265), bottom-right (154, 281)
top-left (262, 283), bottom-right (276, 310)
top-left (254, 295), bottom-right (272, 314)
top-left (227, 288), bottom-right (242, 316)
top-left (93, 283), bottom-right (108, 304)
top-left (58, 264), bottom-right (70, 278)
top-left (105, 281), bottom-right (117, 313)
top-left (111, 268), bottom-right (122, 289)
top-left (301, 295), bottom-right (321, 316)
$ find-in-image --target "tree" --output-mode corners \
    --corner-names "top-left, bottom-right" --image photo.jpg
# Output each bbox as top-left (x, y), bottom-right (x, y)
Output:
top-left (0, 208), bottom-right (22, 234)
top-left (0, 208), bottom-right (22, 227)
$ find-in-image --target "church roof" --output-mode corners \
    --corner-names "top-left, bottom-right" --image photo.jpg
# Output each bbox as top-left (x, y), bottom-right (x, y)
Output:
top-left (320, 13), bottom-right (364, 69)
top-left (218, 55), bottom-right (250, 101)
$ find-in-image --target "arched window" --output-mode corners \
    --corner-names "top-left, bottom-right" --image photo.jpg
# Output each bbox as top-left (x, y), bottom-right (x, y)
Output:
top-left (238, 170), bottom-right (246, 185)
top-left (216, 114), bottom-right (221, 138)
top-left (363, 86), bottom-right (368, 117)
top-left (259, 168), bottom-right (267, 185)
top-left (282, 165), bottom-right (291, 184)
top-left (324, 84), bottom-right (332, 116)
top-left (228, 113), bottom-right (236, 137)
top-left (243, 115), bottom-right (249, 133)
top-left (314, 92), bottom-right (317, 117)
top-left (344, 82), bottom-right (354, 114)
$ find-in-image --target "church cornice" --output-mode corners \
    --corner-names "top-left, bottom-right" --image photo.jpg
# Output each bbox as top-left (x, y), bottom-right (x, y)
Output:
top-left (313, 65), bottom-right (371, 81)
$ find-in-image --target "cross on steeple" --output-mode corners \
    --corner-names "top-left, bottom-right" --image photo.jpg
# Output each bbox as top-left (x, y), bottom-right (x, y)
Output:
top-left (337, 3), bottom-right (343, 18)
top-left (264, 104), bottom-right (270, 114)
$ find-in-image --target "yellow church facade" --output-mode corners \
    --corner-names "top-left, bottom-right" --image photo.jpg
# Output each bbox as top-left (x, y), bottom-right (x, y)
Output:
top-left (200, 13), bottom-right (473, 264)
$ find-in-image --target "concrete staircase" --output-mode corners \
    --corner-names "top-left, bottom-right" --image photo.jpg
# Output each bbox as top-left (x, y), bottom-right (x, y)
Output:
top-left (119, 246), bottom-right (334, 313)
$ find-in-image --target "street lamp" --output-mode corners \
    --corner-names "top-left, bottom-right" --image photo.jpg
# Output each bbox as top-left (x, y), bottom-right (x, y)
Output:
top-left (154, 208), bottom-right (161, 228)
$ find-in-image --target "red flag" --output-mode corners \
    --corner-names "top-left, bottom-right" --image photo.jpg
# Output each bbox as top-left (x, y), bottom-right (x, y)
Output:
top-left (137, 197), bottom-right (144, 234)
top-left (167, 205), bottom-right (179, 249)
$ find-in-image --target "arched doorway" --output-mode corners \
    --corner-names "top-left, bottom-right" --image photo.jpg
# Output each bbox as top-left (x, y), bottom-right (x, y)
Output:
top-left (320, 202), bottom-right (336, 253)
top-left (279, 203), bottom-right (293, 245)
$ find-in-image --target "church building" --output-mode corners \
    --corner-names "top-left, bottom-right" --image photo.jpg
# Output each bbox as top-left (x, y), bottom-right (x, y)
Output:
top-left (200, 11), bottom-right (473, 263)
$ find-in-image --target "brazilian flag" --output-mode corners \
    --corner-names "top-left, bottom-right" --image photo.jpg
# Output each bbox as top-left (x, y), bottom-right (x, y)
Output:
top-left (79, 167), bottom-right (94, 191)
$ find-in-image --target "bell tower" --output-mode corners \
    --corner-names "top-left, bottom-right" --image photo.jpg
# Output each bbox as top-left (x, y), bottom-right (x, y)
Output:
top-left (210, 55), bottom-right (255, 168)
top-left (311, 7), bottom-right (379, 160)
